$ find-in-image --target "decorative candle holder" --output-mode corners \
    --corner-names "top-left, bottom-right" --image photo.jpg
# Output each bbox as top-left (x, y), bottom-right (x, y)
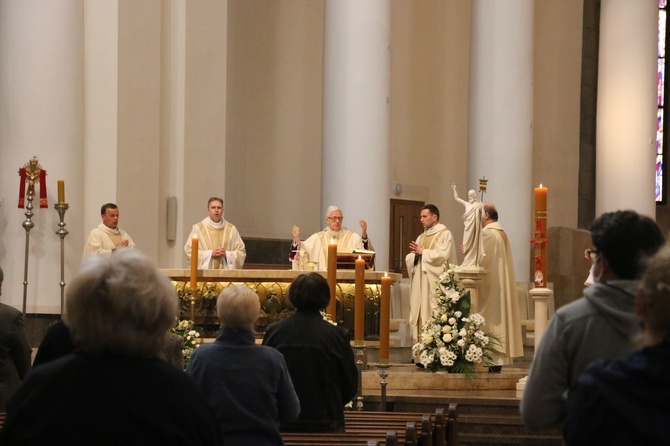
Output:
top-left (187, 285), bottom-right (200, 322)
top-left (378, 360), bottom-right (390, 412)
top-left (21, 193), bottom-right (36, 315)
top-left (54, 202), bottom-right (70, 315)
top-left (354, 340), bottom-right (366, 411)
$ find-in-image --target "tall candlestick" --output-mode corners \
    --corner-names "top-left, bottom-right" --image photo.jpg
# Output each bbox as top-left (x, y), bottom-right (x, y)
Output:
top-left (57, 180), bottom-right (65, 203)
top-left (354, 256), bottom-right (365, 342)
top-left (379, 273), bottom-right (391, 363)
top-left (190, 236), bottom-right (199, 291)
top-left (327, 238), bottom-right (337, 320)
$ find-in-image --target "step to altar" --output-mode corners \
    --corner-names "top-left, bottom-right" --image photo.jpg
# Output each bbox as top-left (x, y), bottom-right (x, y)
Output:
top-left (361, 364), bottom-right (527, 391)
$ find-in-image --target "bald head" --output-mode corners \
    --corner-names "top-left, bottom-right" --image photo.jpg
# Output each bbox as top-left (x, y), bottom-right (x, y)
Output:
top-left (483, 203), bottom-right (498, 227)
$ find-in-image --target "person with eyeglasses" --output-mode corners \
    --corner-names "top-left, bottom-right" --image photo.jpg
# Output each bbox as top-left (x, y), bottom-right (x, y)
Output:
top-left (289, 205), bottom-right (372, 270)
top-left (521, 210), bottom-right (665, 431)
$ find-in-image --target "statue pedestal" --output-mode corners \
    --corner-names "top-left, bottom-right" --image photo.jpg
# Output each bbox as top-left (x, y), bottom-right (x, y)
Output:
top-left (529, 287), bottom-right (553, 348)
top-left (457, 266), bottom-right (487, 313)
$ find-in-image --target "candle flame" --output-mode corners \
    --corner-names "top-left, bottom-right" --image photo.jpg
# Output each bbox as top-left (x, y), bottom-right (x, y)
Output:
top-left (539, 183), bottom-right (543, 188)
top-left (384, 272), bottom-right (388, 278)
top-left (358, 255), bottom-right (362, 260)
top-left (193, 234), bottom-right (198, 240)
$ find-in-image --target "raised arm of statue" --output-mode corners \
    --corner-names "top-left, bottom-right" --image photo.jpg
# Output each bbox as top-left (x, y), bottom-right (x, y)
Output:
top-left (452, 183), bottom-right (468, 208)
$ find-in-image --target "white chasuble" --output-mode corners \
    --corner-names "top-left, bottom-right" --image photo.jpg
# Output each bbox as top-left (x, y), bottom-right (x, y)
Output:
top-left (480, 222), bottom-right (524, 363)
top-left (184, 218), bottom-right (246, 270)
top-left (405, 223), bottom-right (457, 343)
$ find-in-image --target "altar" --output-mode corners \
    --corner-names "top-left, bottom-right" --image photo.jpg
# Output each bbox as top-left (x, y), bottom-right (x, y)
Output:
top-left (161, 269), bottom-right (402, 337)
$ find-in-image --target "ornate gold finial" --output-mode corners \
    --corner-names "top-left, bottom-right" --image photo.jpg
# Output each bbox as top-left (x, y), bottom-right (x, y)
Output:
top-left (479, 176), bottom-right (488, 201)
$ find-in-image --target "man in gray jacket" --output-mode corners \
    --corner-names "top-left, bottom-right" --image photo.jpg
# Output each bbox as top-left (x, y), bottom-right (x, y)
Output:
top-left (520, 210), bottom-right (665, 430)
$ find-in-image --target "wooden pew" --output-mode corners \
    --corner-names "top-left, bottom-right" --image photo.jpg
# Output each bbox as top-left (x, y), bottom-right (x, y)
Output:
top-left (283, 405), bottom-right (459, 446)
top-left (283, 429), bottom-right (398, 446)
top-left (344, 406), bottom-right (458, 446)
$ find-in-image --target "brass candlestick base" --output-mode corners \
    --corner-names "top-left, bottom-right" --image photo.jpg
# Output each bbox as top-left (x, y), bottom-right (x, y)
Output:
top-left (54, 202), bottom-right (69, 315)
top-left (378, 360), bottom-right (390, 412)
top-left (354, 340), bottom-right (366, 411)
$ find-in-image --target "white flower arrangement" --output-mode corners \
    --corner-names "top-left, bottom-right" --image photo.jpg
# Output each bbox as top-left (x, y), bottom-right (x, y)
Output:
top-left (412, 264), bottom-right (500, 374)
top-left (171, 319), bottom-right (201, 366)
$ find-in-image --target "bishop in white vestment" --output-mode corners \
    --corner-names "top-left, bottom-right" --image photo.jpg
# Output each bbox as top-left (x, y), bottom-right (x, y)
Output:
top-left (290, 206), bottom-right (372, 270)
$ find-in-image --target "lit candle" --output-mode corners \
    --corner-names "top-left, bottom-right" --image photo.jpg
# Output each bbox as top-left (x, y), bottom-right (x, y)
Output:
top-left (354, 256), bottom-right (365, 342)
top-left (57, 180), bottom-right (65, 204)
top-left (190, 235), bottom-right (199, 292)
top-left (327, 238), bottom-right (337, 320)
top-left (534, 184), bottom-right (547, 213)
top-left (379, 272), bottom-right (391, 363)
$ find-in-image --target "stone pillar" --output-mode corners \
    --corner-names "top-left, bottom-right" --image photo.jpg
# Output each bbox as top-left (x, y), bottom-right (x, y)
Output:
top-left (468, 0), bottom-right (534, 282)
top-left (596, 0), bottom-right (657, 217)
top-left (322, 0), bottom-right (390, 270)
top-left (0, 0), bottom-right (84, 313)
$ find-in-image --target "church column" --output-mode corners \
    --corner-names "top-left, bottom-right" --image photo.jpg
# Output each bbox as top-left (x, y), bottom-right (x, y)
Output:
top-left (468, 0), bottom-right (534, 282)
top-left (322, 0), bottom-right (391, 270)
top-left (0, 0), bottom-right (84, 312)
top-left (596, 0), bottom-right (657, 217)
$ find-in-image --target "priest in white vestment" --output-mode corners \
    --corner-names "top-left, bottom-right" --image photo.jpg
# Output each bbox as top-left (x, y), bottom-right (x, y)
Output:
top-left (479, 203), bottom-right (524, 367)
top-left (289, 206), bottom-right (373, 270)
top-left (184, 197), bottom-right (246, 269)
top-left (82, 203), bottom-right (135, 259)
top-left (405, 204), bottom-right (458, 344)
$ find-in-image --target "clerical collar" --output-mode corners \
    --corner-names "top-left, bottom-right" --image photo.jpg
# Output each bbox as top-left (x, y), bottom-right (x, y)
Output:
top-left (206, 217), bottom-right (224, 228)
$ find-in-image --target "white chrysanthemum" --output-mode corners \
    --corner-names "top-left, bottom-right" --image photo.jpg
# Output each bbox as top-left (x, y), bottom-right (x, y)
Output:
top-left (459, 328), bottom-right (467, 338)
top-left (457, 339), bottom-right (465, 347)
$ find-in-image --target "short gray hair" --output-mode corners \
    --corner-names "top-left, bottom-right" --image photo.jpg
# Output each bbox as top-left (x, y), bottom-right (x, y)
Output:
top-left (217, 286), bottom-right (260, 331)
top-left (64, 249), bottom-right (178, 356)
top-left (325, 205), bottom-right (341, 218)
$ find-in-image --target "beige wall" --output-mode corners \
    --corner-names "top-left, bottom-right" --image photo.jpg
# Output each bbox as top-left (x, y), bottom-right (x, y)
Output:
top-left (225, 0), bottom-right (325, 240)
top-left (533, 0), bottom-right (583, 229)
top-left (389, 0), bottom-right (472, 251)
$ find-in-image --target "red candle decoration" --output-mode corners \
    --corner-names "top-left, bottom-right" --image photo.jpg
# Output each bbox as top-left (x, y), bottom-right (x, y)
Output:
top-left (532, 185), bottom-right (548, 287)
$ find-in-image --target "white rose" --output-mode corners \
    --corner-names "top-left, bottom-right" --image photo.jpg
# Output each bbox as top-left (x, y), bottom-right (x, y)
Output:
top-left (442, 333), bottom-right (452, 343)
top-left (454, 311), bottom-right (462, 318)
top-left (459, 328), bottom-right (467, 337)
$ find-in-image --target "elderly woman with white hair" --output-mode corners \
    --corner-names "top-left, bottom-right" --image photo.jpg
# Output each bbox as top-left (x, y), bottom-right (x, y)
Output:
top-left (1, 249), bottom-right (221, 445)
top-left (563, 245), bottom-right (670, 445)
top-left (187, 285), bottom-right (299, 446)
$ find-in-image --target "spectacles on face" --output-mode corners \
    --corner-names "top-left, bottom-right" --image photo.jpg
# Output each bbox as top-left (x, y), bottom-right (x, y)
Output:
top-left (328, 216), bottom-right (343, 221)
top-left (587, 249), bottom-right (599, 262)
